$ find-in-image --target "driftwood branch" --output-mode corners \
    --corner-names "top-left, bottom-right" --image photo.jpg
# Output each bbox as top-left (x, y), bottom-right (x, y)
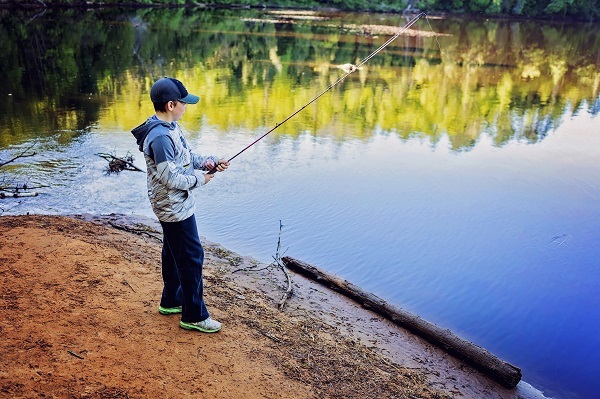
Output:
top-left (0, 143), bottom-right (37, 168)
top-left (230, 220), bottom-right (292, 311)
top-left (278, 263), bottom-right (292, 311)
top-left (0, 182), bottom-right (47, 198)
top-left (0, 184), bottom-right (47, 190)
top-left (259, 329), bottom-right (282, 343)
top-left (281, 256), bottom-right (522, 389)
top-left (107, 221), bottom-right (162, 242)
top-left (67, 350), bottom-right (84, 360)
top-left (232, 264), bottom-right (272, 273)
top-left (122, 279), bottom-right (136, 293)
top-left (0, 144), bottom-right (44, 200)
top-left (0, 190), bottom-right (39, 199)
top-left (273, 221), bottom-right (292, 311)
top-left (97, 152), bottom-right (143, 174)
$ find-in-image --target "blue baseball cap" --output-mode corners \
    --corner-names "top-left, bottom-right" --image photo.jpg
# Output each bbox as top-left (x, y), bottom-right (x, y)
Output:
top-left (150, 77), bottom-right (199, 104)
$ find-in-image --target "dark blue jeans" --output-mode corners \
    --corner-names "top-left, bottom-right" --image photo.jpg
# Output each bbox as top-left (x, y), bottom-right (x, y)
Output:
top-left (159, 215), bottom-right (210, 323)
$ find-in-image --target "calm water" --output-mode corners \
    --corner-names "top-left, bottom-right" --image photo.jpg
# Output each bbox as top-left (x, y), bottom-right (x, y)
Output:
top-left (1, 8), bottom-right (599, 399)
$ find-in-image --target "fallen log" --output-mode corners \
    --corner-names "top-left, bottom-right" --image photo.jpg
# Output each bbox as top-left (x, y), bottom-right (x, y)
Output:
top-left (0, 190), bottom-right (39, 198)
top-left (282, 256), bottom-right (522, 389)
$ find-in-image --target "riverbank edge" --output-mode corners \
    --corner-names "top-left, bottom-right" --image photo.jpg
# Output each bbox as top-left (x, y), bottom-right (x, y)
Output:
top-left (0, 1), bottom-right (596, 23)
top-left (71, 212), bottom-right (551, 399)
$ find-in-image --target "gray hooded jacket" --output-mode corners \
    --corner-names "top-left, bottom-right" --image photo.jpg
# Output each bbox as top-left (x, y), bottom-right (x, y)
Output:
top-left (131, 116), bottom-right (218, 222)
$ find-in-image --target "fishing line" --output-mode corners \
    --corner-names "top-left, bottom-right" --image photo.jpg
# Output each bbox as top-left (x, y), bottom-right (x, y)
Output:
top-left (423, 14), bottom-right (484, 134)
top-left (209, 11), bottom-right (427, 173)
top-left (424, 14), bottom-right (451, 67)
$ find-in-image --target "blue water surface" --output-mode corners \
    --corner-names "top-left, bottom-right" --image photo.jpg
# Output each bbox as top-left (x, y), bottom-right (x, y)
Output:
top-left (192, 110), bottom-right (600, 399)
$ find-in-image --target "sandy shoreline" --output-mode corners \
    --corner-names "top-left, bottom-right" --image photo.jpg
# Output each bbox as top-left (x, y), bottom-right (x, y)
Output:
top-left (0, 214), bottom-right (548, 398)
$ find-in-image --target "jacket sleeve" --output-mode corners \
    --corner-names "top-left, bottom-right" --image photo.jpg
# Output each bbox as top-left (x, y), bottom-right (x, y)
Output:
top-left (149, 134), bottom-right (202, 190)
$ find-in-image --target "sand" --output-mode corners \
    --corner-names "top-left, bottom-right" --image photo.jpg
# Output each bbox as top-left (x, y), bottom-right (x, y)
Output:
top-left (0, 214), bottom-right (545, 399)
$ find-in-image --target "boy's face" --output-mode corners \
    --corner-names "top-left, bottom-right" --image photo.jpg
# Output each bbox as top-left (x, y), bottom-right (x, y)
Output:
top-left (169, 100), bottom-right (187, 121)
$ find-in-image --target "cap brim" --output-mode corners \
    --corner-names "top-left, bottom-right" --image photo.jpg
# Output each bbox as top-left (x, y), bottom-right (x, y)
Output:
top-left (180, 94), bottom-right (199, 104)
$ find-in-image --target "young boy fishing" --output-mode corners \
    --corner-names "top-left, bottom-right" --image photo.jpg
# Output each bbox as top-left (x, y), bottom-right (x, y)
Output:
top-left (131, 77), bottom-right (229, 333)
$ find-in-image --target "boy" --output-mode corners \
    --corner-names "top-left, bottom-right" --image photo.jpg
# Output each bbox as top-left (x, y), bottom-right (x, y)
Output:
top-left (131, 77), bottom-right (229, 333)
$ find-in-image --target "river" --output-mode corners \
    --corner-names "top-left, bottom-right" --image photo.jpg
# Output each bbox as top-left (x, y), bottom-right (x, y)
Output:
top-left (1, 7), bottom-right (599, 399)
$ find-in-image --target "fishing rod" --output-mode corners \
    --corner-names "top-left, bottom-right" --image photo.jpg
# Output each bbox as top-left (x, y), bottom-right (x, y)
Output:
top-left (208, 12), bottom-right (426, 174)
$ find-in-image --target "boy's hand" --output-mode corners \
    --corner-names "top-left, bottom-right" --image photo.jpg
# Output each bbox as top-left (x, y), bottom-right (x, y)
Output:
top-left (215, 159), bottom-right (229, 172)
top-left (205, 159), bottom-right (229, 172)
top-left (203, 159), bottom-right (229, 183)
top-left (204, 173), bottom-right (215, 184)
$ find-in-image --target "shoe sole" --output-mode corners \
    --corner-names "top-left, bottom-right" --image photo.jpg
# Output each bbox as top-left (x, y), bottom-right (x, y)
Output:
top-left (179, 321), bottom-right (221, 333)
top-left (158, 306), bottom-right (182, 315)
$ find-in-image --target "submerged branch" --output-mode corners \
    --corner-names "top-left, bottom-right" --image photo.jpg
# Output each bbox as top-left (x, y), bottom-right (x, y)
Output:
top-left (0, 144), bottom-right (43, 201)
top-left (0, 143), bottom-right (37, 168)
top-left (97, 152), bottom-right (143, 174)
top-left (0, 190), bottom-right (39, 199)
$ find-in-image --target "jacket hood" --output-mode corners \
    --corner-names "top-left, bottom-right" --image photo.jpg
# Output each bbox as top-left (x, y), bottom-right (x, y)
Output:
top-left (131, 117), bottom-right (172, 152)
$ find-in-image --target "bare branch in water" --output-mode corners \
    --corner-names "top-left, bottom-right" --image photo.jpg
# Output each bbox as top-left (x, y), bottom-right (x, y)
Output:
top-left (97, 151), bottom-right (143, 174)
top-left (0, 144), bottom-right (43, 203)
top-left (273, 220), bottom-right (292, 311)
top-left (0, 143), bottom-right (37, 168)
top-left (230, 220), bottom-right (292, 311)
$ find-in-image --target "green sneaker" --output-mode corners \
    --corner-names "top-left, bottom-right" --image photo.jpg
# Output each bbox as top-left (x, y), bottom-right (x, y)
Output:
top-left (158, 305), bottom-right (182, 315)
top-left (180, 317), bottom-right (222, 333)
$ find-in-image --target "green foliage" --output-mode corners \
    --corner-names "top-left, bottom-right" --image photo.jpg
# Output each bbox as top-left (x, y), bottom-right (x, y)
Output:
top-left (451, 0), bottom-right (465, 9)
top-left (1, 8), bottom-right (599, 151)
top-left (416, 0), bottom-right (438, 10)
top-left (24, 0), bottom-right (600, 19)
top-left (469, 0), bottom-right (491, 12)
top-left (545, 0), bottom-right (573, 14)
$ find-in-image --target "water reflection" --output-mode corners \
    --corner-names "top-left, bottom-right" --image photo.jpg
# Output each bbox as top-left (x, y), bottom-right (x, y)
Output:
top-left (1, 8), bottom-right (598, 150)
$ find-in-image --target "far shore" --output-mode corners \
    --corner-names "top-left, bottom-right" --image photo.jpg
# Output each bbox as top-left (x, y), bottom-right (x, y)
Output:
top-left (0, 2), bottom-right (595, 24)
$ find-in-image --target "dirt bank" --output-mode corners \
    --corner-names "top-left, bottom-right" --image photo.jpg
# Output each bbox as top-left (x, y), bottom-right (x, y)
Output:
top-left (0, 214), bottom-right (544, 398)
